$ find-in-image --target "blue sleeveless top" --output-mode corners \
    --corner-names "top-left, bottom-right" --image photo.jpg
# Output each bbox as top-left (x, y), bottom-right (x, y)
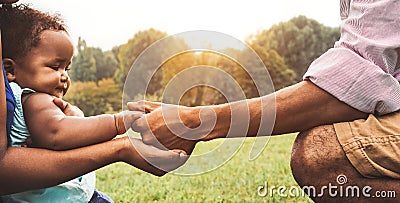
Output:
top-left (3, 63), bottom-right (16, 144)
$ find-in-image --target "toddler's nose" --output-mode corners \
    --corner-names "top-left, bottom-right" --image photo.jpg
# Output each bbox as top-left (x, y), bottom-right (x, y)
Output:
top-left (61, 75), bottom-right (68, 82)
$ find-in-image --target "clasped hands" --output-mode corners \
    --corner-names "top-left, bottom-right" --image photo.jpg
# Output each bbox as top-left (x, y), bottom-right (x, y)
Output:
top-left (55, 99), bottom-right (205, 175)
top-left (127, 101), bottom-right (211, 155)
top-left (126, 100), bottom-right (211, 174)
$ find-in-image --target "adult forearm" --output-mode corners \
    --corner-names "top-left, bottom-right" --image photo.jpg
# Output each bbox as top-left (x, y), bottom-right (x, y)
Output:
top-left (271, 81), bottom-right (367, 133)
top-left (129, 81), bottom-right (367, 153)
top-left (203, 81), bottom-right (367, 140)
top-left (0, 138), bottom-right (125, 195)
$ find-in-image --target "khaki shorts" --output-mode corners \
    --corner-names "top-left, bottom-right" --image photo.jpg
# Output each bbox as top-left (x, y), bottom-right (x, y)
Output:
top-left (334, 112), bottom-right (400, 179)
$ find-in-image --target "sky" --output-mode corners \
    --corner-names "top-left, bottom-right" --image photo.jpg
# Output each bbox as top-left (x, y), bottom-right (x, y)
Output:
top-left (19, 0), bottom-right (341, 51)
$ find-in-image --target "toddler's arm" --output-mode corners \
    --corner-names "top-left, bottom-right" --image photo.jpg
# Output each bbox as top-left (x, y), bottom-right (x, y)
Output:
top-left (22, 92), bottom-right (141, 150)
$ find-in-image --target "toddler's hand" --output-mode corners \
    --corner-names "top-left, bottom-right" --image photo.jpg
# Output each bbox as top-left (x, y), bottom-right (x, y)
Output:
top-left (53, 98), bottom-right (84, 117)
top-left (113, 110), bottom-right (143, 135)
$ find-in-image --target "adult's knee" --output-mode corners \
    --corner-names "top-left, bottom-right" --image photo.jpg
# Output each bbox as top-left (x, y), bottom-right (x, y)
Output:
top-left (290, 128), bottom-right (316, 186)
top-left (290, 125), bottom-right (340, 187)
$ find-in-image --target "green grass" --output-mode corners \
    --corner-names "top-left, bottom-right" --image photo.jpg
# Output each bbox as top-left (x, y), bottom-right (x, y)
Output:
top-left (95, 134), bottom-right (313, 202)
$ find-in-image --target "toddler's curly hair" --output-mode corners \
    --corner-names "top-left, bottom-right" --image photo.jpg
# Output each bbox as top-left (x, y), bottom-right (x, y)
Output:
top-left (0, 4), bottom-right (67, 60)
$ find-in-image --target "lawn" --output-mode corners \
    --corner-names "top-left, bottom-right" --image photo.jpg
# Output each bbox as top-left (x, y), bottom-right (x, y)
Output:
top-left (95, 133), bottom-right (313, 202)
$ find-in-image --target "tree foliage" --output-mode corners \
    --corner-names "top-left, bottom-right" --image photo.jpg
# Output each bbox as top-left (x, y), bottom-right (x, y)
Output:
top-left (158, 47), bottom-right (294, 106)
top-left (114, 28), bottom-right (168, 90)
top-left (70, 38), bottom-right (119, 83)
top-left (69, 37), bottom-right (97, 82)
top-left (122, 32), bottom-right (191, 102)
top-left (251, 15), bottom-right (340, 81)
top-left (159, 51), bottom-right (219, 106)
top-left (66, 17), bottom-right (339, 114)
top-left (248, 43), bottom-right (297, 90)
top-left (64, 78), bottom-right (122, 116)
top-left (93, 48), bottom-right (119, 81)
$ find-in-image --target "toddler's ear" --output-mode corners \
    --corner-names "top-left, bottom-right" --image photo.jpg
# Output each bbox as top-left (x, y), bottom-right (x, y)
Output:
top-left (3, 58), bottom-right (16, 81)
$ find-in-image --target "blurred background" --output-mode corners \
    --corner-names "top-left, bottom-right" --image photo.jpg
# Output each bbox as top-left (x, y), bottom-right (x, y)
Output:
top-left (21, 0), bottom-right (341, 116)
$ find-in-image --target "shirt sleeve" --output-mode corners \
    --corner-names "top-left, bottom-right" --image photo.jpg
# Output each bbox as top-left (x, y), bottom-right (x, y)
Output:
top-left (303, 0), bottom-right (400, 115)
top-left (340, 0), bottom-right (351, 20)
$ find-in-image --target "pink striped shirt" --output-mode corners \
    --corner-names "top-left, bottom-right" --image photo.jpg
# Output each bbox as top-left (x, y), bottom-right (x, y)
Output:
top-left (304, 0), bottom-right (400, 115)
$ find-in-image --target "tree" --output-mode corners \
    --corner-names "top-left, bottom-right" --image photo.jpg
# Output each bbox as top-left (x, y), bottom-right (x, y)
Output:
top-left (246, 43), bottom-right (297, 91)
top-left (159, 49), bottom-right (277, 106)
top-left (251, 15), bottom-right (340, 81)
top-left (64, 78), bottom-right (122, 116)
top-left (92, 48), bottom-right (118, 81)
top-left (70, 38), bottom-right (119, 83)
top-left (119, 30), bottom-right (195, 104)
top-left (114, 28), bottom-right (168, 91)
top-left (159, 51), bottom-right (200, 106)
top-left (69, 37), bottom-right (97, 82)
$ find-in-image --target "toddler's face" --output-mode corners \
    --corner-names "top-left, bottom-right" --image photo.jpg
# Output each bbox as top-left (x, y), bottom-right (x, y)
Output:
top-left (13, 30), bottom-right (74, 98)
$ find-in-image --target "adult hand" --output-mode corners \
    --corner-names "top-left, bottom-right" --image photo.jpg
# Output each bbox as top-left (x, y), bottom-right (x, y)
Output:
top-left (53, 98), bottom-right (84, 117)
top-left (121, 137), bottom-right (188, 176)
top-left (128, 101), bottom-right (201, 155)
